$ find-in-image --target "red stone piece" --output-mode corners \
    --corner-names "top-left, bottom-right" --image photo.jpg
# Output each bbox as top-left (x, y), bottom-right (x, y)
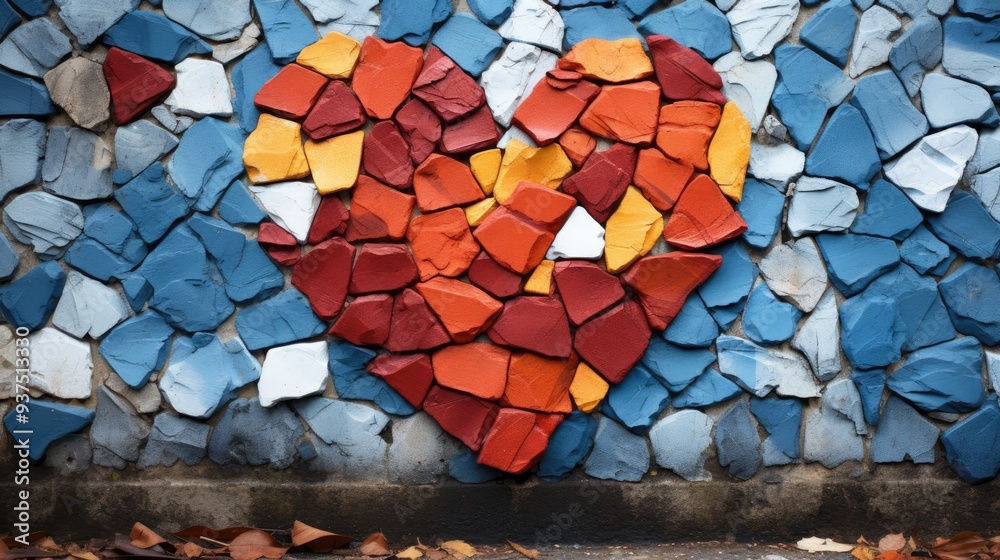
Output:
top-left (349, 243), bottom-right (419, 294)
top-left (395, 99), bottom-right (441, 164)
top-left (477, 408), bottom-right (563, 474)
top-left (573, 299), bottom-right (651, 384)
top-left (328, 293), bottom-right (394, 346)
top-left (103, 47), bottom-right (175, 125)
top-left (487, 296), bottom-right (573, 358)
top-left (254, 63), bottom-right (328, 120)
top-left (386, 288), bottom-right (452, 353)
top-left (559, 128), bottom-right (597, 167)
top-left (578, 81), bottom-right (660, 145)
top-left (412, 47), bottom-right (486, 122)
top-left (363, 121), bottom-right (414, 189)
top-left (406, 208), bottom-right (480, 281)
top-left (302, 80), bottom-right (366, 140)
top-left (367, 352), bottom-right (434, 409)
top-left (423, 386), bottom-right (500, 451)
top-left (622, 253), bottom-right (723, 330)
top-left (257, 222), bottom-right (300, 266)
top-left (416, 277), bottom-right (503, 343)
top-left (352, 37), bottom-right (424, 119)
top-left (291, 237), bottom-right (355, 319)
top-left (501, 352), bottom-right (576, 413)
top-left (345, 176), bottom-right (417, 242)
top-left (307, 195), bottom-right (350, 245)
top-left (511, 72), bottom-right (600, 145)
top-left (440, 105), bottom-right (502, 155)
top-left (412, 154), bottom-right (485, 212)
top-left (632, 148), bottom-right (694, 211)
top-left (467, 252), bottom-right (524, 299)
top-left (552, 261), bottom-right (625, 326)
top-left (662, 173), bottom-right (748, 250)
top-left (561, 143), bottom-right (637, 222)
top-left (656, 101), bottom-right (721, 171)
top-left (647, 35), bottom-right (725, 105)
top-left (432, 343), bottom-right (510, 400)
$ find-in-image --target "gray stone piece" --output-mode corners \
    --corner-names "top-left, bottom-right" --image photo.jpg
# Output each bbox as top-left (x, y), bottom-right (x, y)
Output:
top-left (715, 52), bottom-right (776, 133)
top-left (824, 378), bottom-right (868, 435)
top-left (27, 327), bottom-right (94, 400)
top-left (389, 413), bottom-right (452, 484)
top-left (715, 399), bottom-right (762, 480)
top-left (294, 398), bottom-right (390, 478)
top-left (0, 119), bottom-right (45, 201)
top-left (727, 0), bottom-right (799, 59)
top-left (52, 270), bottom-right (131, 339)
top-left (43, 58), bottom-right (112, 131)
top-left (208, 398), bottom-right (304, 469)
top-left (90, 386), bottom-right (151, 469)
top-left (105, 373), bottom-right (163, 414)
top-left (0, 18), bottom-right (72, 77)
top-left (137, 412), bottom-right (210, 468)
top-left (884, 125), bottom-right (979, 213)
top-left (758, 238), bottom-right (828, 313)
top-left (848, 6), bottom-right (901, 78)
top-left (583, 415), bottom-right (650, 482)
top-left (55, 0), bottom-right (140, 48)
top-left (3, 191), bottom-right (84, 259)
top-left (113, 120), bottom-right (179, 184)
top-left (151, 105), bottom-right (194, 134)
top-left (41, 127), bottom-right (114, 201)
top-left (787, 177), bottom-right (859, 237)
top-left (649, 410), bottom-right (714, 481)
top-left (872, 396), bottom-right (939, 463)
top-left (162, 0), bottom-right (251, 41)
top-left (43, 435), bottom-right (92, 474)
top-left (791, 288), bottom-right (841, 381)
top-left (803, 394), bottom-right (865, 468)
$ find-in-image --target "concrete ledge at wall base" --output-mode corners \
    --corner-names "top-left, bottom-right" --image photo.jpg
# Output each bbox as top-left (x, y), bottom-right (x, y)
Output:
top-left (4, 472), bottom-right (999, 544)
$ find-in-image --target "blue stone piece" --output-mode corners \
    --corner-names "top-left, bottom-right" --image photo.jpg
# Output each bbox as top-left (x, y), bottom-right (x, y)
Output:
top-left (55, 0), bottom-right (141, 49)
top-left (0, 231), bottom-right (19, 280)
top-left (815, 233), bottom-right (900, 297)
top-left (841, 293), bottom-right (905, 369)
top-left (161, 333), bottom-right (261, 418)
top-left (715, 399), bottom-right (762, 480)
top-left (431, 13), bottom-right (503, 77)
top-left (943, 16), bottom-right (1000, 90)
top-left (851, 178), bottom-right (923, 241)
top-left (232, 43), bottom-right (283, 132)
top-left (3, 400), bottom-right (94, 461)
top-left (806, 104), bottom-right (881, 188)
top-left (113, 120), bottom-right (179, 185)
top-left (921, 73), bottom-right (1000, 129)
top-left (872, 265), bottom-right (956, 351)
top-left (736, 179), bottom-right (784, 249)
top-left (377, 0), bottom-right (451, 46)
top-left (114, 163), bottom-right (190, 244)
top-left (638, 337), bottom-right (715, 393)
top-left (799, 0), bottom-right (857, 67)
top-left (900, 225), bottom-right (952, 275)
top-left (583, 415), bottom-right (650, 481)
top-left (561, 6), bottom-right (642, 50)
top-left (467, 0), bottom-right (512, 26)
top-left (850, 70), bottom-right (929, 160)
top-left (772, 45), bottom-right (854, 151)
top-left (872, 396), bottom-right (939, 464)
top-left (8, 0), bottom-right (50, 17)
top-left (0, 18), bottom-right (72, 78)
top-left (0, 69), bottom-right (54, 117)
top-left (120, 272), bottom-right (151, 313)
top-left (137, 412), bottom-right (210, 468)
top-left (252, 0), bottom-right (319, 63)
top-left (750, 396), bottom-right (802, 461)
top-left (742, 283), bottom-right (802, 345)
top-left (939, 263), bottom-right (1000, 345)
top-left (103, 10), bottom-right (211, 64)
top-left (449, 450), bottom-right (502, 483)
top-left (138, 224), bottom-right (234, 332)
top-left (852, 368), bottom-right (886, 426)
top-left (697, 241), bottom-right (757, 330)
top-left (70, 204), bottom-right (148, 280)
top-left (538, 412), bottom-right (597, 481)
top-left (42, 127), bottom-right (113, 201)
top-left (99, 310), bottom-right (173, 389)
top-left (662, 294), bottom-right (719, 348)
top-left (327, 340), bottom-right (415, 416)
top-left (187, 213), bottom-right (284, 303)
top-left (941, 398), bottom-right (1000, 484)
top-left (637, 0), bottom-right (731, 61)
top-left (604, 366), bottom-right (670, 434)
top-left (0, 118), bottom-right (45, 201)
top-left (672, 369), bottom-right (742, 409)
top-left (889, 16), bottom-right (942, 96)
top-left (166, 117), bottom-right (247, 212)
top-left (0, 0), bottom-right (21, 41)
top-left (218, 181), bottom-right (267, 226)
top-left (236, 289), bottom-right (326, 351)
top-left (957, 0), bottom-right (1000, 17)
top-left (926, 191), bottom-right (1000, 261)
top-left (208, 398), bottom-right (303, 468)
top-left (620, 0), bottom-right (659, 17)
top-left (887, 337), bottom-right (987, 414)
top-left (0, 261), bottom-right (66, 330)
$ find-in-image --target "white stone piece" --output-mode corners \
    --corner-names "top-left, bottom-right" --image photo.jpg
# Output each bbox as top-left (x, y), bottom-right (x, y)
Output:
top-left (0, 326), bottom-right (16, 400)
top-left (546, 206), bottom-right (606, 260)
top-left (212, 22), bottom-right (261, 64)
top-left (498, 126), bottom-right (537, 149)
top-left (748, 141), bottom-right (805, 191)
top-left (257, 341), bottom-right (329, 408)
top-left (758, 238), bottom-right (829, 313)
top-left (727, 0), bottom-right (799, 59)
top-left (786, 176), bottom-right (859, 237)
top-left (714, 52), bottom-right (776, 132)
top-left (498, 0), bottom-right (565, 52)
top-left (824, 378), bottom-right (867, 435)
top-left (315, 0), bottom-right (380, 41)
top-left (884, 125), bottom-right (979, 212)
top-left (791, 288), bottom-right (841, 381)
top-left (649, 410), bottom-right (714, 482)
top-left (481, 41), bottom-right (552, 128)
top-left (250, 181), bottom-right (321, 243)
top-left (164, 58), bottom-right (233, 118)
top-left (849, 6), bottom-right (901, 78)
top-left (52, 271), bottom-right (130, 339)
top-left (986, 352), bottom-right (1000, 394)
top-left (28, 327), bottom-right (94, 399)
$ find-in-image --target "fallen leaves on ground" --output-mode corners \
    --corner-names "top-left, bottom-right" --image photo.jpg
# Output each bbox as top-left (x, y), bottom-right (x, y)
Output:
top-left (851, 529), bottom-right (1000, 560)
top-left (440, 540), bottom-right (477, 557)
top-left (797, 537), bottom-right (856, 553)
top-left (227, 530), bottom-right (287, 560)
top-left (289, 520), bottom-right (352, 552)
top-left (130, 523), bottom-right (169, 550)
top-left (360, 532), bottom-right (391, 556)
top-left (506, 539), bottom-right (540, 559)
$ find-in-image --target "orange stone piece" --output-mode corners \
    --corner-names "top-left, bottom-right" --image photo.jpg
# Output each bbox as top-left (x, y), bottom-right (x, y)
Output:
top-left (432, 343), bottom-right (510, 400)
top-left (352, 37), bottom-right (423, 119)
top-left (345, 176), bottom-right (417, 242)
top-left (412, 154), bottom-right (486, 212)
top-left (557, 38), bottom-right (654, 83)
top-left (578, 81), bottom-right (661, 145)
top-left (558, 128), bottom-right (596, 167)
top-left (406, 208), bottom-right (480, 281)
top-left (656, 101), bottom-right (722, 171)
top-left (633, 148), bottom-right (695, 211)
top-left (254, 63), bottom-right (328, 120)
top-left (501, 351), bottom-right (576, 413)
top-left (477, 408), bottom-right (563, 474)
top-left (662, 173), bottom-right (748, 250)
top-left (416, 277), bottom-right (503, 343)
top-left (511, 72), bottom-right (600, 145)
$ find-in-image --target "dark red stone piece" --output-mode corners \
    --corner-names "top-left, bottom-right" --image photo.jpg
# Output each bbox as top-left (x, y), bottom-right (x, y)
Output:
top-left (257, 222), bottom-right (300, 266)
top-left (412, 47), bottom-right (486, 122)
top-left (477, 408), bottom-right (563, 474)
top-left (395, 98), bottom-right (442, 164)
top-left (366, 352), bottom-right (433, 409)
top-left (302, 80), bottom-right (366, 140)
top-left (349, 243), bottom-right (420, 294)
top-left (439, 105), bottom-right (502, 155)
top-left (307, 195), bottom-right (350, 245)
top-left (291, 237), bottom-right (355, 319)
top-left (573, 299), bottom-right (651, 384)
top-left (561, 143), bottom-right (637, 222)
top-left (647, 35), bottom-right (725, 105)
top-left (622, 252), bottom-right (723, 330)
top-left (423, 385), bottom-right (500, 451)
top-left (487, 296), bottom-right (573, 358)
top-left (386, 288), bottom-right (452, 353)
top-left (328, 293), bottom-right (394, 346)
top-left (552, 261), bottom-right (625, 326)
top-left (103, 47), bottom-right (176, 125)
top-left (467, 252), bottom-right (524, 299)
top-left (363, 120), bottom-right (414, 190)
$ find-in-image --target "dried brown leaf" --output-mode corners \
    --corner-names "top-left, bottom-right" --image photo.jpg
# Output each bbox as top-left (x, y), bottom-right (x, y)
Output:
top-left (177, 543), bottom-right (205, 559)
top-left (129, 524), bottom-right (166, 550)
top-left (876, 551), bottom-right (911, 560)
top-left (172, 527), bottom-right (256, 543)
top-left (227, 531), bottom-right (287, 560)
top-left (440, 541), bottom-right (476, 558)
top-left (35, 538), bottom-right (64, 554)
top-left (4, 533), bottom-right (51, 549)
top-left (928, 532), bottom-right (991, 560)
top-left (506, 540), bottom-right (539, 560)
top-left (290, 520), bottom-right (351, 552)
top-left (797, 537), bottom-right (856, 553)
top-left (881, 534), bottom-right (908, 553)
top-left (360, 533), bottom-right (390, 557)
top-left (854, 546), bottom-right (880, 560)
top-left (109, 535), bottom-right (176, 560)
top-left (396, 547), bottom-right (424, 560)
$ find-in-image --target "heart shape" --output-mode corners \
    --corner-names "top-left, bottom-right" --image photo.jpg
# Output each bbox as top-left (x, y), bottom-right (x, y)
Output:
top-left (243, 33), bottom-right (751, 475)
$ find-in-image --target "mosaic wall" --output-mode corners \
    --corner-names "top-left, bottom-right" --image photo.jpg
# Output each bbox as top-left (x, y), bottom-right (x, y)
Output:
top-left (1, 0), bottom-right (999, 485)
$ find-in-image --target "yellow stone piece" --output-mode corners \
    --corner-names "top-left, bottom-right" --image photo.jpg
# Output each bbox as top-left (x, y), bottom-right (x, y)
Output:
top-left (243, 114), bottom-right (310, 184)
top-left (604, 186), bottom-right (663, 273)
top-left (708, 101), bottom-right (751, 202)
top-left (559, 38), bottom-right (654, 83)
top-left (296, 31), bottom-right (362, 79)
top-left (492, 140), bottom-right (573, 203)
top-left (304, 129), bottom-right (364, 194)
top-left (465, 197), bottom-right (498, 227)
top-left (570, 361), bottom-right (609, 413)
top-left (470, 149), bottom-right (502, 195)
top-left (524, 259), bottom-right (555, 296)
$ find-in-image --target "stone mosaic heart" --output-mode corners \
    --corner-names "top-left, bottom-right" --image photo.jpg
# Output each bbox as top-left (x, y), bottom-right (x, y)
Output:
top-left (239, 31), bottom-right (751, 474)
